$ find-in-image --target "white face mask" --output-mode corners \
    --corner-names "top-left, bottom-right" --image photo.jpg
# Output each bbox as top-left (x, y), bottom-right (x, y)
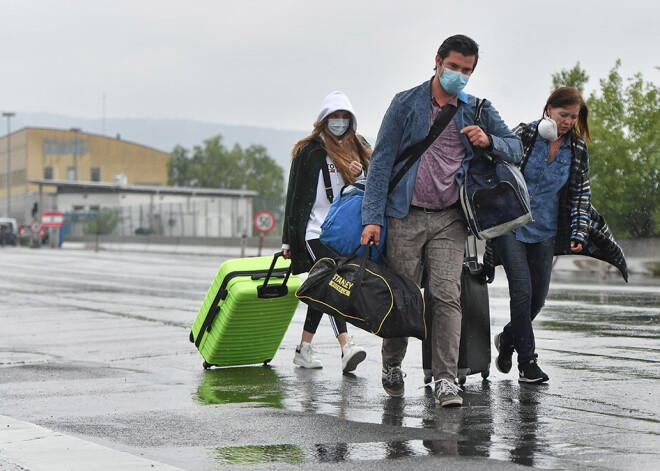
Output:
top-left (328, 118), bottom-right (350, 137)
top-left (538, 117), bottom-right (559, 141)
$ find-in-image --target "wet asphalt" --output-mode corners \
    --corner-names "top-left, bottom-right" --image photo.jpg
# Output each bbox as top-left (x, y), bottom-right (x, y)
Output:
top-left (0, 246), bottom-right (659, 470)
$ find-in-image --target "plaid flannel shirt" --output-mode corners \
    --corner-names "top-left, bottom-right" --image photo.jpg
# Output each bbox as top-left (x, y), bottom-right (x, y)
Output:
top-left (484, 122), bottom-right (628, 282)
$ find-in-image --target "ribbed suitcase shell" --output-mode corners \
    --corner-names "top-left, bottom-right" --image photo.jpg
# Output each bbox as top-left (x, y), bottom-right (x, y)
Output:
top-left (190, 254), bottom-right (301, 368)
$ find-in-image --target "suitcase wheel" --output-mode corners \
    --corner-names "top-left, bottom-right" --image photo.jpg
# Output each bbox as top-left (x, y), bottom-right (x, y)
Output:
top-left (457, 375), bottom-right (467, 385)
top-left (189, 331), bottom-right (194, 343)
top-left (203, 361), bottom-right (211, 369)
top-left (481, 368), bottom-right (489, 380)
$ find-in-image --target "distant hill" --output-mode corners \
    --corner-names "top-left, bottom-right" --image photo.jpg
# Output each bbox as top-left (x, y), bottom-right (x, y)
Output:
top-left (10, 113), bottom-right (309, 178)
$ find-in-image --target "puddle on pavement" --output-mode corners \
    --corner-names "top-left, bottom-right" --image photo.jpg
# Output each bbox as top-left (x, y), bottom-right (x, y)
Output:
top-left (209, 438), bottom-right (512, 466)
top-left (195, 366), bottom-right (286, 408)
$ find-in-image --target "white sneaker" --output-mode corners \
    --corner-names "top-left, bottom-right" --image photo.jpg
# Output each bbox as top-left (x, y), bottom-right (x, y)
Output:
top-left (341, 336), bottom-right (366, 373)
top-left (293, 342), bottom-right (322, 369)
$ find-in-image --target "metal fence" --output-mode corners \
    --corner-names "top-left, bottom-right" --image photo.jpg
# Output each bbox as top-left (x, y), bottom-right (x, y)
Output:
top-left (63, 198), bottom-right (284, 239)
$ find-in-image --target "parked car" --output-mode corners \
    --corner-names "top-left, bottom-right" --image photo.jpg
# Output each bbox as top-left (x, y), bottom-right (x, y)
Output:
top-left (0, 223), bottom-right (18, 246)
top-left (18, 224), bottom-right (49, 246)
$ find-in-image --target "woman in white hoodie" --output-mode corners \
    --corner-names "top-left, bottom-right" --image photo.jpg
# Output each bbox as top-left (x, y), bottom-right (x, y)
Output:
top-left (282, 91), bottom-right (371, 373)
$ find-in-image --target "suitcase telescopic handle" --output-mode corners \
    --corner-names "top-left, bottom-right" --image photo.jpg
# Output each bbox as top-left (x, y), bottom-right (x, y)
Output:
top-left (258, 251), bottom-right (292, 299)
top-left (464, 235), bottom-right (481, 274)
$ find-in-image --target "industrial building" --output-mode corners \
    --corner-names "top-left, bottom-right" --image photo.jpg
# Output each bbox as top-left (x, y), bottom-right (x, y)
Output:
top-left (1, 128), bottom-right (257, 239)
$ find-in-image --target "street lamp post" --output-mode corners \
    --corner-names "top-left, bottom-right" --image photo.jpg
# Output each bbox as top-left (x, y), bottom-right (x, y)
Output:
top-left (3, 112), bottom-right (15, 217)
top-left (70, 127), bottom-right (81, 181)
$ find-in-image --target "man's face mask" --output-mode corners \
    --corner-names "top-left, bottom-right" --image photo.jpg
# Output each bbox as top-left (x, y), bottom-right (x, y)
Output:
top-left (438, 67), bottom-right (469, 95)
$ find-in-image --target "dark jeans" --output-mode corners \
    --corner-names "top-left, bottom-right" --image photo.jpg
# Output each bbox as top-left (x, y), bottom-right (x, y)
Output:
top-left (495, 232), bottom-right (555, 364)
top-left (302, 238), bottom-right (347, 336)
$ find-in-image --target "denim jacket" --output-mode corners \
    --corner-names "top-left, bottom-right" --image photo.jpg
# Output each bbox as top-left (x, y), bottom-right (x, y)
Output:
top-left (362, 78), bottom-right (523, 226)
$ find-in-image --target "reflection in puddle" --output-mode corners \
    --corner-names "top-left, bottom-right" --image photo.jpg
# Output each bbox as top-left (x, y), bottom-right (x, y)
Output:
top-left (210, 439), bottom-right (503, 466)
top-left (211, 444), bottom-right (304, 465)
top-left (195, 366), bottom-right (285, 408)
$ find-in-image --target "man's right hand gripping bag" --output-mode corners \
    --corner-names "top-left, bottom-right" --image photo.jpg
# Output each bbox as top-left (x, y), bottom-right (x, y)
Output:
top-left (295, 244), bottom-right (426, 340)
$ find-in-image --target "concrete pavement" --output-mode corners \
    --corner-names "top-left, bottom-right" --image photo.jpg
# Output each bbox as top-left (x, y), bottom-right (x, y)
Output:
top-left (0, 245), bottom-right (658, 470)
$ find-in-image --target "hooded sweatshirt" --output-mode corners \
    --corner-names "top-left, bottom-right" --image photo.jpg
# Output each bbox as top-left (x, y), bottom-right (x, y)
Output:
top-left (317, 91), bottom-right (357, 130)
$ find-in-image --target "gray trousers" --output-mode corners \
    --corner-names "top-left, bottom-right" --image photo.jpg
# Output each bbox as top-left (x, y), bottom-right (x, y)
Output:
top-left (382, 207), bottom-right (467, 381)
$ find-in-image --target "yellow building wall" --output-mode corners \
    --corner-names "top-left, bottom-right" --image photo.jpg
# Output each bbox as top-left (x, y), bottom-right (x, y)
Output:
top-left (0, 128), bottom-right (170, 197)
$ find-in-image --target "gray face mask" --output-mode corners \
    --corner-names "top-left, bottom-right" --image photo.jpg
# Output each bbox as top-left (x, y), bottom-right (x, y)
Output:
top-left (538, 117), bottom-right (559, 141)
top-left (328, 118), bottom-right (350, 137)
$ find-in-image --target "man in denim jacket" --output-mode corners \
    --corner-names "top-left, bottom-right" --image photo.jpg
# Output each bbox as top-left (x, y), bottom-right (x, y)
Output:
top-left (360, 35), bottom-right (522, 407)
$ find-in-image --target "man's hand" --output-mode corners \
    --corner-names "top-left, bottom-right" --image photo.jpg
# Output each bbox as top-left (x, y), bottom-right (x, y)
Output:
top-left (282, 249), bottom-right (291, 259)
top-left (361, 224), bottom-right (381, 246)
top-left (349, 161), bottom-right (363, 177)
top-left (460, 125), bottom-right (490, 148)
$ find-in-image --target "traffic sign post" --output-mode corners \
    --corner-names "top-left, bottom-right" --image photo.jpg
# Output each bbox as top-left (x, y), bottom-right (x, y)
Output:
top-left (41, 212), bottom-right (64, 248)
top-left (253, 211), bottom-right (276, 256)
top-left (29, 220), bottom-right (42, 249)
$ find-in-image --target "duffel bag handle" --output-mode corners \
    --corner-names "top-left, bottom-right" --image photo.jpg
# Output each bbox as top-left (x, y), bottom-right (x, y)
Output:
top-left (346, 238), bottom-right (393, 310)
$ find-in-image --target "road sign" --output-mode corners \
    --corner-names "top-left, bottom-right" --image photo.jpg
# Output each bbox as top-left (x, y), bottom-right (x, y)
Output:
top-left (253, 211), bottom-right (276, 233)
top-left (41, 212), bottom-right (64, 228)
top-left (30, 220), bottom-right (41, 234)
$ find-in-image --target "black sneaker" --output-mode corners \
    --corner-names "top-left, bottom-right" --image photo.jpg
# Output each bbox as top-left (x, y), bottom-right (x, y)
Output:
top-left (518, 360), bottom-right (549, 383)
top-left (382, 363), bottom-right (405, 397)
top-left (494, 332), bottom-right (514, 374)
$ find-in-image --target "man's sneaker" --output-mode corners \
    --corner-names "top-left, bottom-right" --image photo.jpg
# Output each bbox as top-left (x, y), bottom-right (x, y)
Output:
top-left (293, 342), bottom-right (322, 369)
top-left (518, 360), bottom-right (549, 383)
top-left (341, 336), bottom-right (366, 373)
top-left (434, 379), bottom-right (463, 407)
top-left (381, 363), bottom-right (405, 397)
top-left (494, 332), bottom-right (514, 374)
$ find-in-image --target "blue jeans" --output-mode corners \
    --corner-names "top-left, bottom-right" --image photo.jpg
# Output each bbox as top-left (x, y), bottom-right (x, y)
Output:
top-left (495, 233), bottom-right (555, 364)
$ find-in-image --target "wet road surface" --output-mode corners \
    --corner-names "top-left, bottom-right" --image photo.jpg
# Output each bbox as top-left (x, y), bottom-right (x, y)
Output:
top-left (1, 247), bottom-right (659, 470)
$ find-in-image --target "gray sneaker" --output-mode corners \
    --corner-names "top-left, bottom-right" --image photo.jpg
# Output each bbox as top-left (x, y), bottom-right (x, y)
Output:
top-left (434, 379), bottom-right (463, 407)
top-left (381, 363), bottom-right (405, 397)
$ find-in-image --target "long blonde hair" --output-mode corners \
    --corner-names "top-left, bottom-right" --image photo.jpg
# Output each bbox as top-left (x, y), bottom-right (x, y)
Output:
top-left (292, 117), bottom-right (371, 184)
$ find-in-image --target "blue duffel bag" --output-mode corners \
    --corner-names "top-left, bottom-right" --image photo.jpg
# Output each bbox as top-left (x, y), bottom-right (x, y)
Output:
top-left (320, 180), bottom-right (386, 263)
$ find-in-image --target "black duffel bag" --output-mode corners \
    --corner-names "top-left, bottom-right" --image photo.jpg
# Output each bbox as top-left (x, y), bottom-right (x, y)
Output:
top-left (296, 243), bottom-right (426, 340)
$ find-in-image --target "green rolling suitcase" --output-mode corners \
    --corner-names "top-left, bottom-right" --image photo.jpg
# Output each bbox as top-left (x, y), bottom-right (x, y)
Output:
top-left (189, 252), bottom-right (301, 368)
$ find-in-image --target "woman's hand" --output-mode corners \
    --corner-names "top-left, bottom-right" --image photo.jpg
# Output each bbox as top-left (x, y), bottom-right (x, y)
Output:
top-left (282, 249), bottom-right (291, 259)
top-left (349, 160), bottom-right (363, 177)
top-left (570, 240), bottom-right (583, 253)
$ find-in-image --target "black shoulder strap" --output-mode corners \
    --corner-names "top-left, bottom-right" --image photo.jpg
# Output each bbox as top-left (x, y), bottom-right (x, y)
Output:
top-left (320, 157), bottom-right (334, 203)
top-left (474, 98), bottom-right (487, 125)
top-left (388, 103), bottom-right (459, 193)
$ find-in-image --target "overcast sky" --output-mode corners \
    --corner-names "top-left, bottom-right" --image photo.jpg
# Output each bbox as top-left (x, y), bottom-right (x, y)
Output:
top-left (1, 0), bottom-right (658, 140)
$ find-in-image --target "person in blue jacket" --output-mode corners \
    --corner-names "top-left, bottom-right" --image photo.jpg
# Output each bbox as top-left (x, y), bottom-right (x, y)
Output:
top-left (488, 87), bottom-right (628, 384)
top-left (361, 35), bottom-right (523, 406)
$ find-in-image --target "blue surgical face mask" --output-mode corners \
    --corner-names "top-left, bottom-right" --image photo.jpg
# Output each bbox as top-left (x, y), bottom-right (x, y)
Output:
top-left (328, 118), bottom-right (350, 137)
top-left (438, 67), bottom-right (470, 95)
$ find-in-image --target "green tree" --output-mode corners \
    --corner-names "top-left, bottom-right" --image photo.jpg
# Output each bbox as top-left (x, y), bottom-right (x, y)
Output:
top-left (168, 135), bottom-right (285, 234)
top-left (551, 62), bottom-right (590, 93)
top-left (587, 60), bottom-right (660, 237)
top-left (83, 208), bottom-right (121, 252)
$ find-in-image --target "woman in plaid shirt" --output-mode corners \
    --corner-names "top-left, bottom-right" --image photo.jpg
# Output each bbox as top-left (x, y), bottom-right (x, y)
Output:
top-left (488, 87), bottom-right (627, 383)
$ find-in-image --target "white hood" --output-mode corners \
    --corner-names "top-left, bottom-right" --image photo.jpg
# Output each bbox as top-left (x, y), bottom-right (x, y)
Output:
top-left (317, 91), bottom-right (357, 130)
